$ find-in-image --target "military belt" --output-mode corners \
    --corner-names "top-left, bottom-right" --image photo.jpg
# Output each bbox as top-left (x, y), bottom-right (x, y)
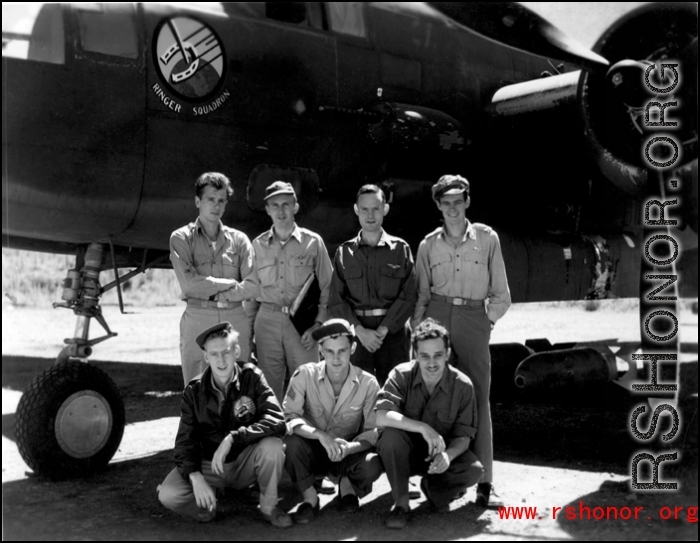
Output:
top-left (187, 299), bottom-right (242, 310)
top-left (261, 302), bottom-right (291, 314)
top-left (354, 308), bottom-right (388, 317)
top-left (431, 294), bottom-right (483, 308)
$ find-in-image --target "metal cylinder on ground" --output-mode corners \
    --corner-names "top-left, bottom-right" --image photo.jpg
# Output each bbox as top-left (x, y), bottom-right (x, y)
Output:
top-left (490, 343), bottom-right (534, 400)
top-left (514, 347), bottom-right (617, 391)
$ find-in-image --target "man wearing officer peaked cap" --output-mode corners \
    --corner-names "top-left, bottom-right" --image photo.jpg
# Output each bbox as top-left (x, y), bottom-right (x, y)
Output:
top-left (411, 174), bottom-right (511, 508)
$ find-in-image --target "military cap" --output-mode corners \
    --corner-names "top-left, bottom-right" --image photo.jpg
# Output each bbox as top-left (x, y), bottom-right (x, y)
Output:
top-left (196, 321), bottom-right (234, 350)
top-left (431, 174), bottom-right (470, 201)
top-left (311, 318), bottom-right (355, 342)
top-left (264, 181), bottom-right (296, 200)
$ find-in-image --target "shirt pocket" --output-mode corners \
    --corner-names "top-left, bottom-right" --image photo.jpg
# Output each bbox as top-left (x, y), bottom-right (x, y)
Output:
top-left (257, 257), bottom-right (277, 287)
top-left (343, 266), bottom-right (364, 301)
top-left (436, 407), bottom-right (456, 426)
top-left (306, 404), bottom-right (326, 425)
top-left (221, 250), bottom-right (242, 280)
top-left (429, 252), bottom-right (453, 290)
top-left (461, 250), bottom-right (488, 285)
top-left (339, 406), bottom-right (363, 429)
top-left (289, 254), bottom-right (313, 286)
top-left (378, 263), bottom-right (406, 300)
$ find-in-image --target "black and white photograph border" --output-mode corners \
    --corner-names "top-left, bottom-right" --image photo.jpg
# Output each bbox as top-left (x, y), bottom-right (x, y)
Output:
top-left (2, 2), bottom-right (698, 540)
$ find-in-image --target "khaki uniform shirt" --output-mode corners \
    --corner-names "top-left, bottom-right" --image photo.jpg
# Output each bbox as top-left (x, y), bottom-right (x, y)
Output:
top-left (170, 217), bottom-right (257, 302)
top-left (250, 224), bottom-right (333, 323)
top-left (283, 362), bottom-right (380, 446)
top-left (375, 360), bottom-right (477, 442)
top-left (413, 221), bottom-right (511, 324)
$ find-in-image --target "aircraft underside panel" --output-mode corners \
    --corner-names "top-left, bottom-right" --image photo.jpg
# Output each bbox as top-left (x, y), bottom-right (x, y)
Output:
top-left (2, 55), bottom-right (145, 247)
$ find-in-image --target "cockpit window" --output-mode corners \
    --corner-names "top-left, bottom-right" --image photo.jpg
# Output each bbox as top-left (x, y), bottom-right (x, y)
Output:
top-left (2, 3), bottom-right (65, 64)
top-left (327, 2), bottom-right (366, 38)
top-left (77, 3), bottom-right (138, 59)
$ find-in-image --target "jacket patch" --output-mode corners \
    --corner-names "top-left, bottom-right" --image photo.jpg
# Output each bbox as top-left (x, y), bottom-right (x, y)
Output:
top-left (234, 396), bottom-right (256, 423)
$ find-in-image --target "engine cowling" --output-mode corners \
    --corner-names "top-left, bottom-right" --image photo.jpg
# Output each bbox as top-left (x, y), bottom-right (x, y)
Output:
top-left (579, 2), bottom-right (697, 216)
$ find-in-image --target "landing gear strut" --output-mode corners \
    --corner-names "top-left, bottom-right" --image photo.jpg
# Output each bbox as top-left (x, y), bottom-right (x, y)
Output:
top-left (14, 243), bottom-right (166, 478)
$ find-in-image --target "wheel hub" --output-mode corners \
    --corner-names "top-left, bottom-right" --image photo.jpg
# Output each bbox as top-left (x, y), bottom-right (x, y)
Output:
top-left (55, 391), bottom-right (113, 458)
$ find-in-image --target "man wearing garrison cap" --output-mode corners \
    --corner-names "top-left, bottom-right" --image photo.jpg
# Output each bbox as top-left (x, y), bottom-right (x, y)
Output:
top-left (249, 181), bottom-right (333, 402)
top-left (411, 174), bottom-right (511, 508)
top-left (157, 322), bottom-right (292, 528)
top-left (282, 318), bottom-right (383, 523)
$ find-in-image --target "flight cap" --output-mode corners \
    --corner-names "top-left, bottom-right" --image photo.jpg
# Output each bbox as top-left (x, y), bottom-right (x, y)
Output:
top-left (431, 175), bottom-right (470, 201)
top-left (264, 181), bottom-right (296, 200)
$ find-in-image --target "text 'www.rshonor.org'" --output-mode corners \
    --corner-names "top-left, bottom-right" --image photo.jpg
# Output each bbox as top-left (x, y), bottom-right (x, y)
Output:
top-left (630, 60), bottom-right (686, 490)
top-left (497, 503), bottom-right (698, 523)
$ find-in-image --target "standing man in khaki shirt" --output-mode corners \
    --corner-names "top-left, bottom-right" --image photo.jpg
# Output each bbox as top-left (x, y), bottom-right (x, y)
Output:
top-left (250, 181), bottom-right (333, 402)
top-left (170, 172), bottom-right (258, 385)
top-left (411, 174), bottom-right (511, 507)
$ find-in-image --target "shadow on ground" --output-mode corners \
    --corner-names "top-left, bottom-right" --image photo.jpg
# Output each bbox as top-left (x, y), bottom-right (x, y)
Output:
top-left (2, 449), bottom-right (493, 541)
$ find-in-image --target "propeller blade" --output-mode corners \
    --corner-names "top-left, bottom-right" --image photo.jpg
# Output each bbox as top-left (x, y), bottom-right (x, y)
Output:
top-left (427, 2), bottom-right (609, 70)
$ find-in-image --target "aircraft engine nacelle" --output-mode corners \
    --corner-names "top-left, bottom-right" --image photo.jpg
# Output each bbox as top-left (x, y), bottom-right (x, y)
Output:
top-left (578, 2), bottom-right (698, 221)
top-left (366, 102), bottom-right (466, 154)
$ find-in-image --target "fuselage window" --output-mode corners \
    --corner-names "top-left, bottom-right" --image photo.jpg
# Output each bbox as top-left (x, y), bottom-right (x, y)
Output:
top-left (327, 2), bottom-right (366, 38)
top-left (265, 2), bottom-right (325, 29)
top-left (77, 3), bottom-right (138, 59)
top-left (2, 3), bottom-right (65, 64)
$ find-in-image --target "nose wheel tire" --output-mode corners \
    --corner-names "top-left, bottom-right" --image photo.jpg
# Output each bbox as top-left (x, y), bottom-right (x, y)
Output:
top-left (15, 360), bottom-right (125, 478)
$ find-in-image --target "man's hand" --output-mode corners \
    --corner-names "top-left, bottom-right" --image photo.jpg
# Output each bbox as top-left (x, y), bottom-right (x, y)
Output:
top-left (420, 424), bottom-right (446, 458)
top-left (301, 322), bottom-right (322, 350)
top-left (427, 452), bottom-right (451, 474)
top-left (211, 434), bottom-right (233, 475)
top-left (318, 432), bottom-right (343, 462)
top-left (190, 472), bottom-right (217, 511)
top-left (356, 325), bottom-right (383, 353)
top-left (332, 438), bottom-right (359, 461)
top-left (376, 325), bottom-right (389, 339)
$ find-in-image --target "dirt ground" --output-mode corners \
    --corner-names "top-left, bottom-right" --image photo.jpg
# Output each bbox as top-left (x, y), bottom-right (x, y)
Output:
top-left (2, 303), bottom-right (698, 540)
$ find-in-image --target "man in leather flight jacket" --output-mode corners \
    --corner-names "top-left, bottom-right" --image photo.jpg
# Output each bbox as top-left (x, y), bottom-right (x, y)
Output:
top-left (157, 322), bottom-right (292, 528)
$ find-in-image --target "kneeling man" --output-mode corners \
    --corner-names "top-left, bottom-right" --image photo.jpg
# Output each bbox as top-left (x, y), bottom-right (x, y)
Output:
top-left (376, 318), bottom-right (484, 529)
top-left (283, 319), bottom-right (383, 523)
top-left (157, 322), bottom-right (292, 528)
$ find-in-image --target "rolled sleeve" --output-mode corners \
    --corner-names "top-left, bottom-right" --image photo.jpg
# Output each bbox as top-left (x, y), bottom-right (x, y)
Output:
top-left (449, 384), bottom-right (478, 441)
top-left (375, 367), bottom-right (406, 413)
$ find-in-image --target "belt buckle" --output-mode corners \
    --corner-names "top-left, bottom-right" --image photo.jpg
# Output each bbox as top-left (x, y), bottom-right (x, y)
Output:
top-left (217, 301), bottom-right (228, 309)
top-left (452, 298), bottom-right (463, 306)
top-left (281, 306), bottom-right (290, 314)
